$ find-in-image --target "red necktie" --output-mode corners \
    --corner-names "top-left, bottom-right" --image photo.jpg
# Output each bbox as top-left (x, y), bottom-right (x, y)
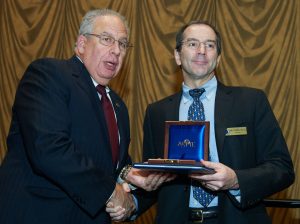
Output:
top-left (96, 85), bottom-right (119, 164)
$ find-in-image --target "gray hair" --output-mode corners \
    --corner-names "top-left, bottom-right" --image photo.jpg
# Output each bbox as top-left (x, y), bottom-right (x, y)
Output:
top-left (78, 9), bottom-right (129, 37)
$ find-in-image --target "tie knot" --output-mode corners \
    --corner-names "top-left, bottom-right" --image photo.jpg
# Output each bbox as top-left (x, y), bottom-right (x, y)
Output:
top-left (189, 88), bottom-right (205, 100)
top-left (96, 84), bottom-right (106, 96)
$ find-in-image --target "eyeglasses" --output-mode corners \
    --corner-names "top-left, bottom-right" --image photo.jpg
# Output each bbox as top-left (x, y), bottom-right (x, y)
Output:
top-left (182, 39), bottom-right (216, 51)
top-left (84, 33), bottom-right (133, 52)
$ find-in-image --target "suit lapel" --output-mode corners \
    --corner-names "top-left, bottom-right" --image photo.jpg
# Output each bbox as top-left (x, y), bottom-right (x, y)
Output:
top-left (69, 56), bottom-right (111, 149)
top-left (214, 82), bottom-right (234, 156)
top-left (165, 92), bottom-right (182, 121)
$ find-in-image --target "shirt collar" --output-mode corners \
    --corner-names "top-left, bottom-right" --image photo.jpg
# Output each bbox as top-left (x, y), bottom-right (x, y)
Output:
top-left (91, 78), bottom-right (111, 94)
top-left (76, 55), bottom-right (83, 63)
top-left (182, 76), bottom-right (217, 102)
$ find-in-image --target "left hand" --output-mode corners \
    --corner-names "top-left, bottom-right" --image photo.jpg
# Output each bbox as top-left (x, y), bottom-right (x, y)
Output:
top-left (105, 183), bottom-right (136, 222)
top-left (106, 202), bottom-right (126, 222)
top-left (189, 160), bottom-right (239, 191)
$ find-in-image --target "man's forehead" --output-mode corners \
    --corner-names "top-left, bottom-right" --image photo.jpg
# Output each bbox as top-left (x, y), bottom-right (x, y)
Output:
top-left (183, 24), bottom-right (216, 40)
top-left (93, 15), bottom-right (128, 37)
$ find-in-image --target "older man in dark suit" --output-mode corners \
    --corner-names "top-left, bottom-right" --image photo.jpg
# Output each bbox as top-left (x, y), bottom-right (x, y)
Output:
top-left (0, 9), bottom-right (170, 224)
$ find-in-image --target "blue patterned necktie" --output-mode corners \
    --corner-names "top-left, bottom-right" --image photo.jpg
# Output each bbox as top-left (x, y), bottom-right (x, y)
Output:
top-left (188, 88), bottom-right (215, 207)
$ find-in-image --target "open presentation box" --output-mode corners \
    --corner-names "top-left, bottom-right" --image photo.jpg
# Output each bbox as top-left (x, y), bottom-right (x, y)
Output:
top-left (133, 121), bottom-right (215, 174)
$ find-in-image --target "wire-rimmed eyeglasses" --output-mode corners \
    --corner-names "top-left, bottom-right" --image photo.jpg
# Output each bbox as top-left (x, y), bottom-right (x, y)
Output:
top-left (182, 39), bottom-right (216, 51)
top-left (84, 33), bottom-right (133, 52)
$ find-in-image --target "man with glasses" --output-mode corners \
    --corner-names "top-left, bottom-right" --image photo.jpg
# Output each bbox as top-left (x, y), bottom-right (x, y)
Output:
top-left (139, 21), bottom-right (294, 223)
top-left (0, 9), bottom-right (171, 224)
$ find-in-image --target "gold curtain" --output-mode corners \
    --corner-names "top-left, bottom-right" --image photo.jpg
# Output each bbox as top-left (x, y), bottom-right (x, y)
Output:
top-left (0, 0), bottom-right (299, 223)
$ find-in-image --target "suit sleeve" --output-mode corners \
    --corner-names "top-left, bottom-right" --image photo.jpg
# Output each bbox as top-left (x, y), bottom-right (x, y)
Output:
top-left (14, 59), bottom-right (116, 216)
top-left (132, 105), bottom-right (159, 216)
top-left (234, 90), bottom-right (294, 208)
top-left (143, 106), bottom-right (157, 161)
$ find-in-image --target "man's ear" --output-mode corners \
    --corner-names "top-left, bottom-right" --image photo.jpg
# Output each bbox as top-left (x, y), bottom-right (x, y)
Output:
top-left (216, 55), bottom-right (221, 67)
top-left (76, 35), bottom-right (87, 54)
top-left (174, 49), bottom-right (181, 66)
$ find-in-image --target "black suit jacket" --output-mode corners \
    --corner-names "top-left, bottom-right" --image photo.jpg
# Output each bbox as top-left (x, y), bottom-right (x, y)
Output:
top-left (0, 56), bottom-right (131, 223)
top-left (139, 81), bottom-right (294, 224)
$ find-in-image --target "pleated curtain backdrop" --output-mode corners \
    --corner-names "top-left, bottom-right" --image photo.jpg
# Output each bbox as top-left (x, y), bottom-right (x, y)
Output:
top-left (0, 0), bottom-right (299, 223)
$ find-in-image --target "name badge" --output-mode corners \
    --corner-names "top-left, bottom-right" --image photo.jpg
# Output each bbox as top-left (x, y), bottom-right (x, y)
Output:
top-left (225, 127), bottom-right (247, 136)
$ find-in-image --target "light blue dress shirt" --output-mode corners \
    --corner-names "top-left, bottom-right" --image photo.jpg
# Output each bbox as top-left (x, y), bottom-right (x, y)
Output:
top-left (179, 76), bottom-right (219, 208)
top-left (179, 76), bottom-right (240, 208)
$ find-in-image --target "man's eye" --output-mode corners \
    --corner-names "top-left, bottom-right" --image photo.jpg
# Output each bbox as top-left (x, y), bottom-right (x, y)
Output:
top-left (206, 43), bottom-right (215, 48)
top-left (188, 42), bottom-right (198, 47)
top-left (119, 42), bottom-right (127, 49)
top-left (102, 36), bottom-right (113, 43)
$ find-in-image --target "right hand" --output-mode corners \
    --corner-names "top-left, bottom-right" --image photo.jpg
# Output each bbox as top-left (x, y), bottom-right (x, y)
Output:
top-left (126, 168), bottom-right (176, 191)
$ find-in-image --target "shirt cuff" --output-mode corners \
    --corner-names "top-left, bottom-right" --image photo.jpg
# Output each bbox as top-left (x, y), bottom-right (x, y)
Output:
top-left (229, 189), bottom-right (241, 202)
top-left (129, 195), bottom-right (139, 220)
top-left (117, 176), bottom-right (137, 190)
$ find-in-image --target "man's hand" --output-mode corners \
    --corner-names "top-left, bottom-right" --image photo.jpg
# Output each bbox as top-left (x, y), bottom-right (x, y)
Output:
top-left (189, 160), bottom-right (239, 191)
top-left (125, 168), bottom-right (176, 191)
top-left (105, 183), bottom-right (136, 222)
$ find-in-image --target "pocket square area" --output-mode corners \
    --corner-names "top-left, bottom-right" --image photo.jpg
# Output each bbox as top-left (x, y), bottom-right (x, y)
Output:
top-left (225, 127), bottom-right (247, 136)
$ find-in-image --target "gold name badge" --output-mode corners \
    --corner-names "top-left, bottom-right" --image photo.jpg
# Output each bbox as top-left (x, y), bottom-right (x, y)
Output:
top-left (225, 127), bottom-right (247, 136)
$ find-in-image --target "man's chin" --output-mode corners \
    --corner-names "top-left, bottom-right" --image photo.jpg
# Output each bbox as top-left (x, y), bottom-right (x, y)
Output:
top-left (99, 70), bottom-right (118, 79)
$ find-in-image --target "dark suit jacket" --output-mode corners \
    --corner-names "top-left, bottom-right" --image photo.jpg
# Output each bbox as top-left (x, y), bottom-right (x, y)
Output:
top-left (0, 56), bottom-right (131, 224)
top-left (139, 81), bottom-right (294, 224)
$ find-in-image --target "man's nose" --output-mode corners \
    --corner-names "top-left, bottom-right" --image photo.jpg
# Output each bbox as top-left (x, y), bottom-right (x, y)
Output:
top-left (110, 41), bottom-right (121, 55)
top-left (196, 43), bottom-right (206, 54)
